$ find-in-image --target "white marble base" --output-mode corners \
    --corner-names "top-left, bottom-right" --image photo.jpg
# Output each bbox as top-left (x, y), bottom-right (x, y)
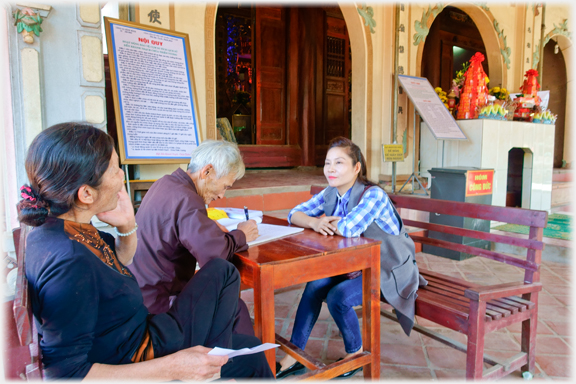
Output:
top-left (420, 119), bottom-right (554, 212)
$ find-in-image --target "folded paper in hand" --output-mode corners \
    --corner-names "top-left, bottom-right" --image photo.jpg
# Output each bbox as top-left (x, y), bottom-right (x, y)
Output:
top-left (208, 343), bottom-right (280, 358)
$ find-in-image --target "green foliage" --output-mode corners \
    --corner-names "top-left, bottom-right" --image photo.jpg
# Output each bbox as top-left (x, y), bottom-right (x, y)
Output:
top-left (357, 3), bottom-right (377, 34)
top-left (13, 9), bottom-right (43, 37)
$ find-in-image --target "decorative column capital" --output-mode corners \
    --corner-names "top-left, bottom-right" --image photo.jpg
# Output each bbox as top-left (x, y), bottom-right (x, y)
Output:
top-left (13, 3), bottom-right (52, 44)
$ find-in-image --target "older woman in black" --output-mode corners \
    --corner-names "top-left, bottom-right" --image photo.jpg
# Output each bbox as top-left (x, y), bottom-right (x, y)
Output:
top-left (18, 122), bottom-right (272, 380)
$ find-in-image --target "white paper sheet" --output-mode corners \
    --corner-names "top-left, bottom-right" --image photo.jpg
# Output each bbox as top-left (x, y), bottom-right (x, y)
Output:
top-left (220, 207), bottom-right (263, 220)
top-left (208, 343), bottom-right (280, 358)
top-left (247, 224), bottom-right (304, 246)
top-left (218, 216), bottom-right (263, 231)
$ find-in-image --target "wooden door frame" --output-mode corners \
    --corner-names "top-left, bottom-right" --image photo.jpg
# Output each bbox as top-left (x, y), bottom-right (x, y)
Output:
top-left (205, 3), bottom-right (371, 171)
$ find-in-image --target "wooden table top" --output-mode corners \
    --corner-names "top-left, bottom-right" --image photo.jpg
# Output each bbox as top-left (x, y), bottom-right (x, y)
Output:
top-left (234, 216), bottom-right (381, 267)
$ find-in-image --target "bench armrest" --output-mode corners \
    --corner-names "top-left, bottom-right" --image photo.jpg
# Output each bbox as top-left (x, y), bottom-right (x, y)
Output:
top-left (464, 282), bottom-right (542, 301)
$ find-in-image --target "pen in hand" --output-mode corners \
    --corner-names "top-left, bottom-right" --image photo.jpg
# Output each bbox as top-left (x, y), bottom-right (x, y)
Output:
top-left (244, 206), bottom-right (250, 221)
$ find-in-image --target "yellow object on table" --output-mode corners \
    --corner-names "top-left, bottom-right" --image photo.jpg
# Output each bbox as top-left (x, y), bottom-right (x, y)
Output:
top-left (207, 208), bottom-right (229, 220)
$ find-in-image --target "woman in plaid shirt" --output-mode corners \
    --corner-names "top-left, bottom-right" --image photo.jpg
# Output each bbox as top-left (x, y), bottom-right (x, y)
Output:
top-left (276, 137), bottom-right (426, 379)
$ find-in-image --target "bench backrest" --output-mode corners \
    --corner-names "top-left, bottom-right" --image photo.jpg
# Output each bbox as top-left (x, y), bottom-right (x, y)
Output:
top-left (12, 224), bottom-right (43, 379)
top-left (309, 186), bottom-right (547, 284)
top-left (13, 224), bottom-right (32, 346)
top-left (388, 194), bottom-right (547, 284)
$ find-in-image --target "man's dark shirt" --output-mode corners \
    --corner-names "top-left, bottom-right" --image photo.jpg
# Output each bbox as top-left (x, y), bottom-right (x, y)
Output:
top-left (129, 168), bottom-right (248, 314)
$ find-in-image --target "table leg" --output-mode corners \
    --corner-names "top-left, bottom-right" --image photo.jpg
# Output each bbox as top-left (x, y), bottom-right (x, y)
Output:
top-left (253, 265), bottom-right (276, 375)
top-left (362, 245), bottom-right (381, 379)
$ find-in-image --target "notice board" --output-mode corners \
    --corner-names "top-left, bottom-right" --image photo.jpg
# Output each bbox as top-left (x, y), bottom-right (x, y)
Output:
top-left (398, 75), bottom-right (467, 141)
top-left (104, 18), bottom-right (201, 164)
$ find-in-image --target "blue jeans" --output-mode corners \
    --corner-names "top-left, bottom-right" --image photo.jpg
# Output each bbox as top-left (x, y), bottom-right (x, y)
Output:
top-left (290, 274), bottom-right (363, 354)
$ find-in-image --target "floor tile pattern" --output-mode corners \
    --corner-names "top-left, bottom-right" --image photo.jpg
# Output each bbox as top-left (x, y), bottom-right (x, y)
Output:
top-left (240, 252), bottom-right (573, 380)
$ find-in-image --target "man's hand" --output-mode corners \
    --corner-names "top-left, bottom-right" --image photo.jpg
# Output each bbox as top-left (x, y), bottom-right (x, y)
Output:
top-left (310, 216), bottom-right (340, 236)
top-left (168, 346), bottom-right (228, 381)
top-left (237, 219), bottom-right (259, 242)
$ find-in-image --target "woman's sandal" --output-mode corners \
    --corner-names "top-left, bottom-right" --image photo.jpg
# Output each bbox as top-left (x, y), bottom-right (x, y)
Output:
top-left (276, 361), bottom-right (306, 379)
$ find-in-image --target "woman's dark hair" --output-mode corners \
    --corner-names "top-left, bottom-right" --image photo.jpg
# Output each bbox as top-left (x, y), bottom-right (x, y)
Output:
top-left (327, 136), bottom-right (378, 188)
top-left (17, 122), bottom-right (115, 227)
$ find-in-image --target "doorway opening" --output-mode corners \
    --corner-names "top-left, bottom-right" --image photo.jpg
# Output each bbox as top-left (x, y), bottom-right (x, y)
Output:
top-left (215, 3), bottom-right (351, 167)
top-left (421, 6), bottom-right (488, 91)
top-left (541, 39), bottom-right (568, 169)
top-left (506, 148), bottom-right (533, 208)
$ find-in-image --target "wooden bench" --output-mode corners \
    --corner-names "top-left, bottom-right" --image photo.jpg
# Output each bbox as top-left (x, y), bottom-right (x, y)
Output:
top-left (12, 224), bottom-right (43, 379)
top-left (309, 186), bottom-right (546, 380)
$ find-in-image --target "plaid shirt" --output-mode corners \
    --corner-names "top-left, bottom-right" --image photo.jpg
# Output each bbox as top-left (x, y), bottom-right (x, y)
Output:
top-left (288, 186), bottom-right (400, 237)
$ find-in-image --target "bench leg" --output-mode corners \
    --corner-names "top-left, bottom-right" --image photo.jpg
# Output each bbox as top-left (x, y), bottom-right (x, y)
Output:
top-left (466, 301), bottom-right (486, 380)
top-left (521, 295), bottom-right (539, 374)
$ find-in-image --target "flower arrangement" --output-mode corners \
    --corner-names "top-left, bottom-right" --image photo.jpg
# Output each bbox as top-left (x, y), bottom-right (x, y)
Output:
top-left (453, 62), bottom-right (470, 90)
top-left (532, 109), bottom-right (557, 124)
top-left (434, 87), bottom-right (449, 109)
top-left (233, 91), bottom-right (251, 106)
top-left (478, 103), bottom-right (509, 120)
top-left (489, 86), bottom-right (509, 101)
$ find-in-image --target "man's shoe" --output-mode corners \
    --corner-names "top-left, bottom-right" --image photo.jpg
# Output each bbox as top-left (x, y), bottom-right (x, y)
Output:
top-left (276, 361), bottom-right (306, 379)
top-left (333, 358), bottom-right (363, 379)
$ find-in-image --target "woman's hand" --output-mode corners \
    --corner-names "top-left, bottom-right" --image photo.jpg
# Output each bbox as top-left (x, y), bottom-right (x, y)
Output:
top-left (96, 187), bottom-right (135, 233)
top-left (85, 345), bottom-right (228, 381)
top-left (237, 219), bottom-right (259, 242)
top-left (310, 216), bottom-right (340, 236)
top-left (168, 346), bottom-right (228, 381)
top-left (328, 217), bottom-right (342, 236)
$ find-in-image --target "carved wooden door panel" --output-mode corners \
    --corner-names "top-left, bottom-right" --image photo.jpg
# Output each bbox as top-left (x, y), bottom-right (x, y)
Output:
top-left (315, 15), bottom-right (350, 165)
top-left (255, 7), bottom-right (286, 145)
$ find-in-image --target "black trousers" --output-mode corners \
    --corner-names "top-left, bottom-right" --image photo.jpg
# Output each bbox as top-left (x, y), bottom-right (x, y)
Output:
top-left (147, 258), bottom-right (273, 379)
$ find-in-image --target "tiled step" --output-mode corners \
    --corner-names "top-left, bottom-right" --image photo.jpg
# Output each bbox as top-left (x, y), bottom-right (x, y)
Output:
top-left (209, 186), bottom-right (315, 211)
top-left (491, 229), bottom-right (571, 264)
top-left (551, 204), bottom-right (572, 214)
top-left (551, 181), bottom-right (572, 207)
top-left (209, 168), bottom-right (327, 211)
top-left (553, 169), bottom-right (572, 182)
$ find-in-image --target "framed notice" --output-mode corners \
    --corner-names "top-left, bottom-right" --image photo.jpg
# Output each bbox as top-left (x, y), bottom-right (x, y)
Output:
top-left (398, 75), bottom-right (467, 140)
top-left (104, 18), bottom-right (201, 164)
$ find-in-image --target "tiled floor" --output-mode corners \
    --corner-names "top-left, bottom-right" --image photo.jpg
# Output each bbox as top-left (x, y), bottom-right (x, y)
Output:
top-left (240, 251), bottom-right (573, 380)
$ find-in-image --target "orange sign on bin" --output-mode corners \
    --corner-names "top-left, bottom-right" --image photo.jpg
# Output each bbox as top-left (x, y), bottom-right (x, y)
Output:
top-left (465, 170), bottom-right (494, 196)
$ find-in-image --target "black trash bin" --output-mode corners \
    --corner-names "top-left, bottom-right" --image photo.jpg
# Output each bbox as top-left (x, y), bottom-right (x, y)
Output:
top-left (423, 167), bottom-right (494, 261)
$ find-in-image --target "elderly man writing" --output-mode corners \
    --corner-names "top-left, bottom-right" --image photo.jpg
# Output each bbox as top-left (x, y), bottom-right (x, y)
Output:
top-left (129, 140), bottom-right (258, 336)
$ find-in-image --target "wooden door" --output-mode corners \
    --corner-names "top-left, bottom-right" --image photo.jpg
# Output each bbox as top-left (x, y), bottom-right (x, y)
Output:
top-left (255, 7), bottom-right (286, 145)
top-left (315, 14), bottom-right (350, 165)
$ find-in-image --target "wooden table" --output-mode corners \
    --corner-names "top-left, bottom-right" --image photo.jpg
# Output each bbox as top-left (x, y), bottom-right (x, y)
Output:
top-left (233, 216), bottom-right (381, 380)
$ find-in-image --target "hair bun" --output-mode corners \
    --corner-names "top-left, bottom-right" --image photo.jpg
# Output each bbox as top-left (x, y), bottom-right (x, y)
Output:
top-left (17, 185), bottom-right (50, 227)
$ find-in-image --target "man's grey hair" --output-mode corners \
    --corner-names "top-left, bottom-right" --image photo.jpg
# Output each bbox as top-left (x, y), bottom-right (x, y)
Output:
top-left (187, 140), bottom-right (245, 180)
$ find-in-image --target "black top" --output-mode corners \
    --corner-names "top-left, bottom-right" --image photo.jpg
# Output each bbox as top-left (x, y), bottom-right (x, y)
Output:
top-left (26, 217), bottom-right (148, 379)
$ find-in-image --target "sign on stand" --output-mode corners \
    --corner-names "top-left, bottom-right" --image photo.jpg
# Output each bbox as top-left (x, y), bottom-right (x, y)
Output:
top-left (383, 144), bottom-right (404, 162)
top-left (104, 18), bottom-right (201, 164)
top-left (398, 75), bottom-right (467, 141)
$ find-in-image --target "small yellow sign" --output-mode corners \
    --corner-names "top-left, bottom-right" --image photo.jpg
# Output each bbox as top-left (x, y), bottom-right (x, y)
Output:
top-left (382, 144), bottom-right (404, 162)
